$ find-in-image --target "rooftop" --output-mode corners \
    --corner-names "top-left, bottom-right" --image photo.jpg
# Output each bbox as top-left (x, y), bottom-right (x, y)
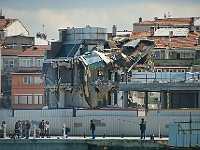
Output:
top-left (0, 19), bottom-right (17, 30)
top-left (1, 49), bottom-right (22, 56)
top-left (18, 45), bottom-right (51, 57)
top-left (130, 30), bottom-right (200, 48)
top-left (134, 17), bottom-right (193, 26)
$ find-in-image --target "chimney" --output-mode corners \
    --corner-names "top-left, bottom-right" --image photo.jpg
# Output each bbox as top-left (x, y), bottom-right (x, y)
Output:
top-left (112, 25), bottom-right (117, 37)
top-left (139, 17), bottom-right (142, 22)
top-left (150, 26), bottom-right (155, 36)
top-left (44, 48), bottom-right (47, 60)
top-left (190, 17), bottom-right (195, 32)
top-left (0, 9), bottom-right (5, 19)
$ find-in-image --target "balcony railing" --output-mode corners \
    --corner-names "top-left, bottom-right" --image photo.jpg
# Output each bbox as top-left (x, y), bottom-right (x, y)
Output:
top-left (128, 72), bottom-right (200, 83)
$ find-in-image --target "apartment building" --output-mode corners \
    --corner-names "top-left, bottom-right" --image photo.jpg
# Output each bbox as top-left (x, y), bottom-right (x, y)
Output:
top-left (11, 45), bottom-right (50, 109)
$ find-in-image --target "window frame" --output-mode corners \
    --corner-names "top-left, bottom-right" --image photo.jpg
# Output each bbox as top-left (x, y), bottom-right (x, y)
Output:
top-left (22, 59), bottom-right (31, 67)
top-left (23, 76), bottom-right (32, 84)
top-left (34, 94), bottom-right (43, 104)
top-left (14, 94), bottom-right (32, 104)
top-left (34, 77), bottom-right (42, 84)
top-left (36, 59), bottom-right (44, 67)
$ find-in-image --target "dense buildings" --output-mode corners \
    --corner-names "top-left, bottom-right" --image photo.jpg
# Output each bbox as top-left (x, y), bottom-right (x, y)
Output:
top-left (1, 14), bottom-right (200, 109)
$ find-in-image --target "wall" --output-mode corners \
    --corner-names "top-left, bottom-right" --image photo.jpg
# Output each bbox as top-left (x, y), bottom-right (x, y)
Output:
top-left (12, 73), bottom-right (44, 109)
top-left (0, 109), bottom-right (199, 137)
top-left (6, 20), bottom-right (29, 37)
top-left (133, 25), bottom-right (151, 32)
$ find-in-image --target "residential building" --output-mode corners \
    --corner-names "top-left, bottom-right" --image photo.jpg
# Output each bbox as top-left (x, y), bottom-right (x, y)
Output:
top-left (130, 16), bottom-right (200, 108)
top-left (0, 12), bottom-right (31, 108)
top-left (43, 26), bottom-right (108, 108)
top-left (1, 35), bottom-right (35, 108)
top-left (12, 45), bottom-right (51, 109)
top-left (132, 17), bottom-right (200, 72)
top-left (42, 26), bottom-right (155, 108)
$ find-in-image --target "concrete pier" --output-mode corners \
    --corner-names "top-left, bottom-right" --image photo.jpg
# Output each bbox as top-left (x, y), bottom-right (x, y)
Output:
top-left (0, 136), bottom-right (168, 150)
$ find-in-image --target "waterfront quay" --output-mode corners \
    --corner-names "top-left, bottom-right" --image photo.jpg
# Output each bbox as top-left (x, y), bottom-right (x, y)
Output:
top-left (0, 136), bottom-right (170, 150)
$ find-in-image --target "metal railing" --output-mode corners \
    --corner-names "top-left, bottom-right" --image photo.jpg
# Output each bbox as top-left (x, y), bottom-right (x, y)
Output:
top-left (128, 72), bottom-right (200, 83)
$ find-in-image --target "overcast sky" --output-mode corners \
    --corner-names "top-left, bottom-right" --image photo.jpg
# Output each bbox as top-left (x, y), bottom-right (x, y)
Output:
top-left (1, 0), bottom-right (200, 40)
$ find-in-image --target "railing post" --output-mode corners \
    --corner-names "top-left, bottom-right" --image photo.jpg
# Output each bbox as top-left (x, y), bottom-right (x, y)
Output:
top-left (146, 74), bottom-right (147, 83)
top-left (33, 124), bottom-right (36, 139)
top-left (3, 124), bottom-right (6, 139)
top-left (63, 124), bottom-right (66, 139)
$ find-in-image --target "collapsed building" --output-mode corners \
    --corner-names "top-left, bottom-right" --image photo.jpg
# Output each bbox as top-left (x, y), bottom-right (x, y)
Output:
top-left (42, 26), bottom-right (155, 108)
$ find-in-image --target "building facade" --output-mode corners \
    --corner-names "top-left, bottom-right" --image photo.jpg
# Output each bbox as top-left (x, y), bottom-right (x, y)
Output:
top-left (11, 45), bottom-right (50, 109)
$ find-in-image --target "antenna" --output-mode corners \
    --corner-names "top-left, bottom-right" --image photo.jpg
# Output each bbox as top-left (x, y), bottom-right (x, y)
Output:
top-left (43, 24), bottom-right (44, 33)
top-left (168, 11), bottom-right (171, 18)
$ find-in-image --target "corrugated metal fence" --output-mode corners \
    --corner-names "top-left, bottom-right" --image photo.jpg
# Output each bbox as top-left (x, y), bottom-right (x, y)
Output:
top-left (169, 118), bottom-right (200, 148)
top-left (0, 108), bottom-right (199, 137)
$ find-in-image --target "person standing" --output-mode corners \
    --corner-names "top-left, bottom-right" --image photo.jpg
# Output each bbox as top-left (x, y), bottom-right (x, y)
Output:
top-left (90, 120), bottom-right (95, 139)
top-left (25, 120), bottom-right (31, 139)
top-left (14, 121), bottom-right (20, 138)
top-left (39, 119), bottom-right (45, 138)
top-left (1, 121), bottom-right (6, 130)
top-left (21, 121), bottom-right (25, 138)
top-left (45, 121), bottom-right (50, 138)
top-left (139, 118), bottom-right (147, 139)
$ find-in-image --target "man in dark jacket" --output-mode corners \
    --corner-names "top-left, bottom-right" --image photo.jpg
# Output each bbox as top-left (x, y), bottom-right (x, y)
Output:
top-left (39, 120), bottom-right (45, 138)
top-left (139, 118), bottom-right (147, 139)
top-left (25, 121), bottom-right (31, 139)
top-left (14, 121), bottom-right (20, 138)
top-left (90, 120), bottom-right (95, 139)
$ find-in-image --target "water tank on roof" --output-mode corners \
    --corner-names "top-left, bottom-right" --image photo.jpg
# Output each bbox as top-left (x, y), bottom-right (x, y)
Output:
top-left (65, 27), bottom-right (108, 41)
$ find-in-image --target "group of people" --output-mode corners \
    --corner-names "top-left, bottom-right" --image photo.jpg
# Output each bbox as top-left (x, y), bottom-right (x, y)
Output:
top-left (14, 120), bottom-right (31, 139)
top-left (38, 119), bottom-right (50, 138)
top-left (13, 119), bottom-right (50, 139)
top-left (89, 118), bottom-right (147, 140)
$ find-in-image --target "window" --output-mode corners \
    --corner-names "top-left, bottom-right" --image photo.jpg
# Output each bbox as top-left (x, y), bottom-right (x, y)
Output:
top-left (14, 94), bottom-right (32, 104)
top-left (23, 77), bottom-right (32, 84)
top-left (34, 77), bottom-right (42, 84)
top-left (37, 59), bottom-right (44, 67)
top-left (34, 94), bottom-right (43, 104)
top-left (7, 43), bottom-right (17, 49)
top-left (22, 59), bottom-right (30, 67)
top-left (4, 59), bottom-right (15, 68)
top-left (21, 44), bottom-right (32, 50)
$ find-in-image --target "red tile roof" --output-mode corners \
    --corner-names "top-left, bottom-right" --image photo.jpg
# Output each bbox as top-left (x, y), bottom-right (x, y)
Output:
top-left (134, 17), bottom-right (193, 26)
top-left (1, 49), bottom-right (22, 55)
top-left (130, 31), bottom-right (200, 48)
top-left (130, 31), bottom-right (150, 40)
top-left (18, 45), bottom-right (51, 56)
top-left (0, 19), bottom-right (17, 30)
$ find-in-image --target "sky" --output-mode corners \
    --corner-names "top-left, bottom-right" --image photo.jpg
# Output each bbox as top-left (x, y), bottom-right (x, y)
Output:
top-left (1, 0), bottom-right (200, 40)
